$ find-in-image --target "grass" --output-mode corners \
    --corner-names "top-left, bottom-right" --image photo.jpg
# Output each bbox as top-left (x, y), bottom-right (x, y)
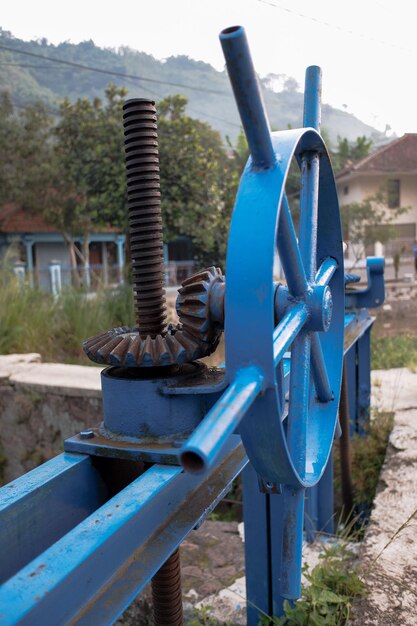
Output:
top-left (371, 334), bottom-right (417, 370)
top-left (333, 409), bottom-right (394, 525)
top-left (259, 539), bottom-right (366, 626)
top-left (0, 268), bottom-right (135, 365)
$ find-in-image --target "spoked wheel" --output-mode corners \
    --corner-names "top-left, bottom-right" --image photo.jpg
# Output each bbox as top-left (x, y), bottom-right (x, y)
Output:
top-left (225, 127), bottom-right (344, 597)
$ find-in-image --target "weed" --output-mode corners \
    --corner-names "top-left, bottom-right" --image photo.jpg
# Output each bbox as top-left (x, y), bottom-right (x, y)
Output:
top-left (371, 334), bottom-right (417, 370)
top-left (333, 409), bottom-right (394, 523)
top-left (259, 541), bottom-right (366, 626)
top-left (0, 266), bottom-right (136, 365)
top-left (188, 605), bottom-right (219, 626)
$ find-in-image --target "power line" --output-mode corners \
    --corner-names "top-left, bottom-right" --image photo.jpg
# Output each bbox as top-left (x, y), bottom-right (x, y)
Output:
top-left (0, 59), bottom-right (241, 129)
top-left (0, 42), bottom-right (230, 96)
top-left (257, 0), bottom-right (414, 55)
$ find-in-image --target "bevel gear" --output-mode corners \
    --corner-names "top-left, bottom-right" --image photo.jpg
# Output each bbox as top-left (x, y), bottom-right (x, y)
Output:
top-left (82, 266), bottom-right (224, 368)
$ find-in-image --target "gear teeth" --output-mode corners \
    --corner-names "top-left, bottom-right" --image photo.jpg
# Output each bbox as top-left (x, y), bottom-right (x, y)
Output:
top-left (109, 336), bottom-right (132, 366)
top-left (82, 264), bottom-right (224, 370)
top-left (96, 336), bottom-right (124, 362)
top-left (176, 266), bottom-right (224, 349)
top-left (165, 334), bottom-right (187, 364)
top-left (141, 336), bottom-right (155, 366)
top-left (125, 334), bottom-right (143, 367)
top-left (176, 331), bottom-right (202, 361)
top-left (155, 335), bottom-right (171, 366)
top-left (84, 335), bottom-right (115, 362)
top-left (83, 331), bottom-right (109, 350)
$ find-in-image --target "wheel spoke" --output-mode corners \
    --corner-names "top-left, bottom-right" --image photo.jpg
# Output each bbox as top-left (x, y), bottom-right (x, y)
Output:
top-left (310, 333), bottom-right (332, 402)
top-left (298, 152), bottom-right (320, 281)
top-left (315, 257), bottom-right (338, 286)
top-left (277, 194), bottom-right (308, 297)
top-left (273, 303), bottom-right (308, 366)
top-left (287, 333), bottom-right (311, 477)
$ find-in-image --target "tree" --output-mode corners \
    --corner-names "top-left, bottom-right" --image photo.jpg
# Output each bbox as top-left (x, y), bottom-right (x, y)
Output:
top-left (157, 94), bottom-right (236, 266)
top-left (341, 186), bottom-right (410, 263)
top-left (331, 135), bottom-right (373, 173)
top-left (50, 84), bottom-right (128, 278)
top-left (0, 93), bottom-right (56, 214)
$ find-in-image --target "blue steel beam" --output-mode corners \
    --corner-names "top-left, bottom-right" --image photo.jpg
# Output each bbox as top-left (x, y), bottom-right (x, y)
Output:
top-left (0, 439), bottom-right (246, 626)
top-left (0, 453), bottom-right (109, 584)
top-left (345, 257), bottom-right (385, 309)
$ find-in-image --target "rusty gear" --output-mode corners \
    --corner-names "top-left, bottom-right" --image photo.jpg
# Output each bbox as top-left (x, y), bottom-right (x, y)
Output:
top-left (83, 267), bottom-right (224, 367)
top-left (176, 266), bottom-right (224, 342)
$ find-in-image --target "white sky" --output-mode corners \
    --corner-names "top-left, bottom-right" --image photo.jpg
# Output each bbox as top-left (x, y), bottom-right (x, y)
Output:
top-left (2, 0), bottom-right (417, 135)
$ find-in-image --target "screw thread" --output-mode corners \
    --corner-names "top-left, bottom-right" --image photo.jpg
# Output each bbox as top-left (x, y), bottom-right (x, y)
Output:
top-left (122, 98), bottom-right (167, 337)
top-left (151, 549), bottom-right (183, 626)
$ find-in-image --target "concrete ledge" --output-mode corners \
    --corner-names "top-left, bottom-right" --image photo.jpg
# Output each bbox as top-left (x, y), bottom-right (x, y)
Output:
top-left (9, 363), bottom-right (103, 399)
top-left (352, 368), bottom-right (417, 624)
top-left (0, 354), bottom-right (103, 483)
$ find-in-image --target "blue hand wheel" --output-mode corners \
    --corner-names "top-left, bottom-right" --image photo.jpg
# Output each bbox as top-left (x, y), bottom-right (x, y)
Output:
top-left (226, 126), bottom-right (344, 490)
top-left (180, 26), bottom-right (344, 601)
top-left (220, 26), bottom-right (344, 599)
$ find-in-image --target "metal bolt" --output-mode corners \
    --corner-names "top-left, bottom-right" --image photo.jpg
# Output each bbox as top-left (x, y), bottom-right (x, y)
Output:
top-left (80, 430), bottom-right (95, 440)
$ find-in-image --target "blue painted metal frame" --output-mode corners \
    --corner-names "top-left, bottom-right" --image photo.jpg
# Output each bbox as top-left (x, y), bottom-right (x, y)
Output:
top-left (0, 24), bottom-right (386, 626)
top-left (0, 440), bottom-right (246, 625)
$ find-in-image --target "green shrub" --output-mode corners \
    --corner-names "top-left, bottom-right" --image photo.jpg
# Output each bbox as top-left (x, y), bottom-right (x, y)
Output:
top-left (0, 267), bottom-right (135, 364)
top-left (259, 542), bottom-right (366, 626)
top-left (371, 334), bottom-right (417, 370)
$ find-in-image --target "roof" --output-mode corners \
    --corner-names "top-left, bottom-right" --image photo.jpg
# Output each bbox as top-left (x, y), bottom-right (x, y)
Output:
top-left (336, 133), bottom-right (417, 179)
top-left (0, 204), bottom-right (56, 233)
top-left (0, 204), bottom-right (122, 234)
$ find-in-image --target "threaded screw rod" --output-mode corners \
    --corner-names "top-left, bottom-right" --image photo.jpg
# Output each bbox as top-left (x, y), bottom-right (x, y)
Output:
top-left (151, 549), bottom-right (184, 626)
top-left (122, 98), bottom-right (167, 337)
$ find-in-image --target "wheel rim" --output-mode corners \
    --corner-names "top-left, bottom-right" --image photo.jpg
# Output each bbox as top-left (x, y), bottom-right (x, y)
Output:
top-left (225, 127), bottom-right (344, 488)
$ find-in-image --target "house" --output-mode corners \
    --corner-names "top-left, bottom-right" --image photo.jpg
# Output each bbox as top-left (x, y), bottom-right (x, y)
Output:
top-left (0, 205), bottom-right (126, 292)
top-left (336, 134), bottom-right (417, 262)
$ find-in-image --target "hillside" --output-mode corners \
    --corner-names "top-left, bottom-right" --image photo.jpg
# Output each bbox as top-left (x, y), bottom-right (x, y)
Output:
top-left (0, 28), bottom-right (383, 145)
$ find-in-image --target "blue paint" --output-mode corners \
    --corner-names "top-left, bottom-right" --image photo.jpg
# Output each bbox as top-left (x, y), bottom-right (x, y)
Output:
top-left (180, 366), bottom-right (263, 473)
top-left (345, 257), bottom-right (385, 309)
top-left (220, 26), bottom-right (276, 169)
top-left (0, 24), bottom-right (387, 626)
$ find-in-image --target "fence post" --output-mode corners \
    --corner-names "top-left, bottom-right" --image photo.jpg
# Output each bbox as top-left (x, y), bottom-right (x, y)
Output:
top-left (49, 260), bottom-right (62, 298)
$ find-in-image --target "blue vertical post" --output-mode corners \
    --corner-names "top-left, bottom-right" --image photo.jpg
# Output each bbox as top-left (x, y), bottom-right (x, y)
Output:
top-left (357, 328), bottom-right (372, 435)
top-left (116, 235), bottom-right (125, 285)
top-left (242, 465), bottom-right (272, 625)
top-left (317, 450), bottom-right (334, 534)
top-left (301, 66), bottom-right (323, 541)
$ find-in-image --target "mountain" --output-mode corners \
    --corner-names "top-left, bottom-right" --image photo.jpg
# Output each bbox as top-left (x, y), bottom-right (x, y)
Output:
top-left (0, 28), bottom-right (383, 145)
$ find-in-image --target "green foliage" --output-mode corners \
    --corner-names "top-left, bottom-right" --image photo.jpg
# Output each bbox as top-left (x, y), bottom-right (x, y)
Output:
top-left (54, 285), bottom-right (135, 363)
top-left (259, 543), bottom-right (366, 626)
top-left (51, 85), bottom-right (128, 236)
top-left (371, 334), bottom-right (417, 370)
top-left (0, 28), bottom-right (382, 146)
top-left (331, 136), bottom-right (373, 174)
top-left (0, 267), bottom-right (134, 364)
top-left (158, 94), bottom-right (237, 266)
top-left (0, 93), bottom-right (56, 214)
top-left (349, 410), bottom-right (394, 509)
top-left (0, 263), bottom-right (55, 356)
top-left (188, 605), bottom-right (222, 626)
top-left (341, 186), bottom-right (410, 261)
top-left (333, 408), bottom-right (394, 521)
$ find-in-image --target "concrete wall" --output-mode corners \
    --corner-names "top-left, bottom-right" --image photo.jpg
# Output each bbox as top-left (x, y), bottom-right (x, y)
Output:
top-left (0, 354), bottom-right (103, 485)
